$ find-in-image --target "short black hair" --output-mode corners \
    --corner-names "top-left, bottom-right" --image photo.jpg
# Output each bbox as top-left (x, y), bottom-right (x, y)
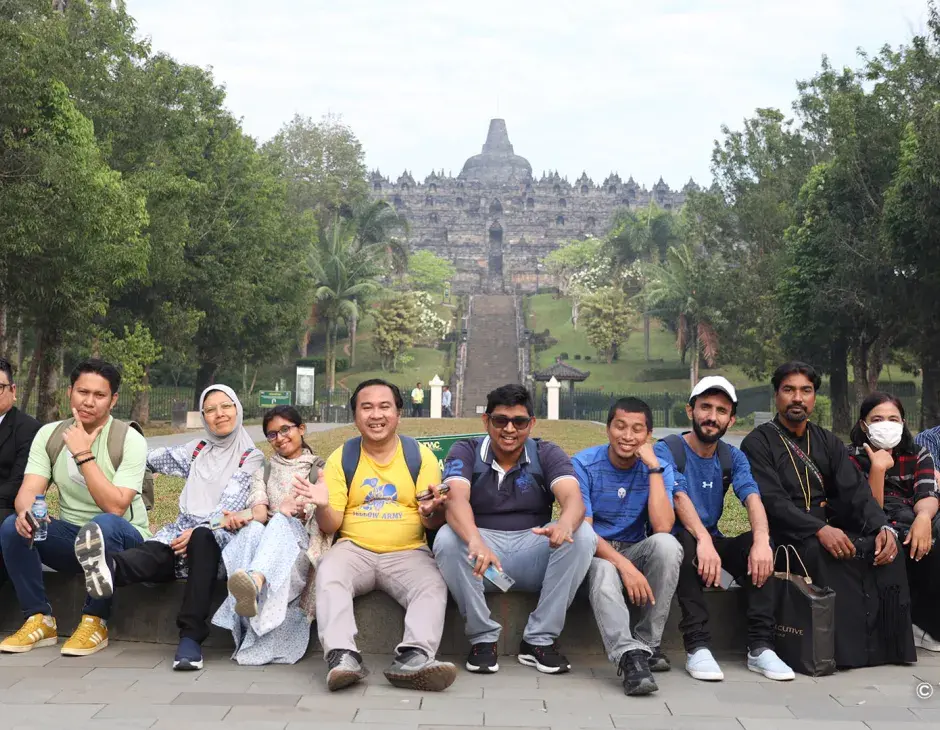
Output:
top-left (771, 361), bottom-right (821, 392)
top-left (607, 397), bottom-right (653, 431)
top-left (849, 391), bottom-right (916, 454)
top-left (0, 358), bottom-right (13, 386)
top-left (70, 358), bottom-right (121, 394)
top-left (690, 388), bottom-right (738, 416)
top-left (485, 384), bottom-right (534, 417)
top-left (263, 405), bottom-right (313, 453)
top-left (350, 379), bottom-right (403, 411)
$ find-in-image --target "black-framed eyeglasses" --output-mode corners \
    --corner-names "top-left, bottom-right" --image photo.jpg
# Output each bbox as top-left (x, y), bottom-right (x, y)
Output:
top-left (265, 424), bottom-right (297, 441)
top-left (0, 383), bottom-right (12, 394)
top-left (488, 415), bottom-right (532, 430)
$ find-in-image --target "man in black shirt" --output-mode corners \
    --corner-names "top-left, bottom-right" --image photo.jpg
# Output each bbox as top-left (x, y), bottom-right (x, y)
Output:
top-left (741, 361), bottom-right (914, 668)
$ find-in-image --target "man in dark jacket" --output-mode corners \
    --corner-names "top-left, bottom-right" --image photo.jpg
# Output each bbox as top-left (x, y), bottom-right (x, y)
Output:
top-left (0, 357), bottom-right (41, 583)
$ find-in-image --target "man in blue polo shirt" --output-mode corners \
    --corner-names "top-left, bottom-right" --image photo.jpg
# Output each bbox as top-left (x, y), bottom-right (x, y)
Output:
top-left (434, 384), bottom-right (596, 677)
top-left (654, 376), bottom-right (793, 683)
top-left (573, 397), bottom-right (683, 697)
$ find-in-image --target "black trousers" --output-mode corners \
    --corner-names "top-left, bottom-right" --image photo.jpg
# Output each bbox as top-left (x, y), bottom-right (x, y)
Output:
top-left (111, 526), bottom-right (221, 643)
top-left (677, 530), bottom-right (776, 653)
top-left (906, 547), bottom-right (940, 639)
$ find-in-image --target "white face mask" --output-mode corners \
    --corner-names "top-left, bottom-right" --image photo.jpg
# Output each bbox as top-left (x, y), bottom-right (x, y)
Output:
top-left (866, 421), bottom-right (903, 450)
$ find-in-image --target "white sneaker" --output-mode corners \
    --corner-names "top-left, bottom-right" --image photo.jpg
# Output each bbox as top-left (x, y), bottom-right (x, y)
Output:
top-left (913, 624), bottom-right (940, 652)
top-left (747, 648), bottom-right (795, 681)
top-left (685, 647), bottom-right (724, 681)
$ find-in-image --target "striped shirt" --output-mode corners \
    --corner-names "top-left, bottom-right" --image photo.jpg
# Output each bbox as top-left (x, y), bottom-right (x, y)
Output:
top-left (849, 445), bottom-right (939, 530)
top-left (915, 427), bottom-right (940, 467)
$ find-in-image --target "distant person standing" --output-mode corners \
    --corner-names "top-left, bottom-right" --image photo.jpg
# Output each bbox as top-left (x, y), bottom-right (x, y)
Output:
top-left (411, 383), bottom-right (424, 418)
top-left (441, 386), bottom-right (453, 418)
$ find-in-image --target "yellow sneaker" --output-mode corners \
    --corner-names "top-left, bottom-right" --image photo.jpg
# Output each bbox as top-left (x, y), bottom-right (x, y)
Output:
top-left (60, 615), bottom-right (108, 656)
top-left (0, 614), bottom-right (57, 653)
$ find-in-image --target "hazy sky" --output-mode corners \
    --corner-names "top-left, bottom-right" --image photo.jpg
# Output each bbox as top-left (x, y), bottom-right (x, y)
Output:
top-left (125, 0), bottom-right (930, 189)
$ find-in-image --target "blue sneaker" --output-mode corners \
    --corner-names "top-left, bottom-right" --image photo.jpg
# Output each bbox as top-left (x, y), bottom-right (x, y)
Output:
top-left (173, 637), bottom-right (203, 671)
top-left (685, 647), bottom-right (724, 681)
top-left (747, 648), bottom-right (794, 681)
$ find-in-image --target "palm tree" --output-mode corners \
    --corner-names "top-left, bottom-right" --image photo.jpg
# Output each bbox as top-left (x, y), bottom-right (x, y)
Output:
top-left (341, 200), bottom-right (410, 366)
top-left (311, 217), bottom-right (382, 389)
top-left (641, 242), bottom-right (719, 387)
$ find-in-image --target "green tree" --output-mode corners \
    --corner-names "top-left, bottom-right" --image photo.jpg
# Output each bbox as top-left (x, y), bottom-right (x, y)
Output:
top-left (372, 294), bottom-right (419, 372)
top-left (95, 323), bottom-right (161, 419)
top-left (642, 243), bottom-right (721, 386)
top-left (268, 113), bottom-right (368, 217)
top-left (312, 218), bottom-right (381, 388)
top-left (580, 287), bottom-right (636, 364)
top-left (407, 251), bottom-right (456, 296)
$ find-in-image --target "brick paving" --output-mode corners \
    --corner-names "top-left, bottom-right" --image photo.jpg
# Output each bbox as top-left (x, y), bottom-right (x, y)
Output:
top-left (1, 641), bottom-right (939, 729)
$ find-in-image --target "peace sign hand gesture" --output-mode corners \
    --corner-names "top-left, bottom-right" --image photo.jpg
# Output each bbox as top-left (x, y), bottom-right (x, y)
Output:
top-left (62, 408), bottom-right (104, 457)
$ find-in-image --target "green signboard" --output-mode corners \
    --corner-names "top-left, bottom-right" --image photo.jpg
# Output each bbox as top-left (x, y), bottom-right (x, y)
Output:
top-left (416, 433), bottom-right (486, 472)
top-left (259, 390), bottom-right (291, 407)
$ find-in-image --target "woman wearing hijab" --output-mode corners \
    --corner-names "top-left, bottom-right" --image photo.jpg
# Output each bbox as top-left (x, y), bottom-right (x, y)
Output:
top-left (72, 385), bottom-right (263, 670)
top-left (211, 405), bottom-right (333, 666)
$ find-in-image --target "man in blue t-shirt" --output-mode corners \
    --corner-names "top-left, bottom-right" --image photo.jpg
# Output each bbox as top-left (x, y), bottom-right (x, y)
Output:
top-left (654, 376), bottom-right (793, 683)
top-left (572, 397), bottom-right (683, 697)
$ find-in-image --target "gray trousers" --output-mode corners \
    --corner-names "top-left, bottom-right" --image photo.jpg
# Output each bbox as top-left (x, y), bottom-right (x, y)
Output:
top-left (433, 522), bottom-right (597, 646)
top-left (314, 540), bottom-right (447, 659)
top-left (587, 532), bottom-right (683, 665)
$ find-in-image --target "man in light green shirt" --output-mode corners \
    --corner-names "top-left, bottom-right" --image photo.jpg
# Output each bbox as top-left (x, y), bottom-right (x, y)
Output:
top-left (0, 359), bottom-right (148, 657)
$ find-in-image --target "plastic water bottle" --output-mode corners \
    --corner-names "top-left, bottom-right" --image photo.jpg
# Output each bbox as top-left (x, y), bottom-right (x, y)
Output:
top-left (31, 496), bottom-right (48, 542)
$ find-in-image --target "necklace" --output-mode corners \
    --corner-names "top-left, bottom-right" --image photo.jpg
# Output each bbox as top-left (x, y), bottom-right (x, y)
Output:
top-left (778, 429), bottom-right (812, 512)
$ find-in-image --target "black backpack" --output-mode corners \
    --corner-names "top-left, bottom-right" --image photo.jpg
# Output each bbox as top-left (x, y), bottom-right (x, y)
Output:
top-left (662, 433), bottom-right (733, 493)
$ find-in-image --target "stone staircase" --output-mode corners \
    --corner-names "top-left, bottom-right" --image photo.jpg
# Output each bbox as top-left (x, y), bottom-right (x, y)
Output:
top-left (461, 295), bottom-right (519, 415)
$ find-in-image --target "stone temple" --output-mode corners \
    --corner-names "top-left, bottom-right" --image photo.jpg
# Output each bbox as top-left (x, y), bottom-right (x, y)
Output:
top-left (368, 119), bottom-right (695, 294)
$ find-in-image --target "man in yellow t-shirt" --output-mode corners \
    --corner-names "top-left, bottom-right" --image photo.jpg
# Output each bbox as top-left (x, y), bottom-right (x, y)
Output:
top-left (297, 379), bottom-right (456, 693)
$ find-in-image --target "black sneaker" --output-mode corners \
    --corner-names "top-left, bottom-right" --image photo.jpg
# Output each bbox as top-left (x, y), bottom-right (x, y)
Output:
top-left (466, 642), bottom-right (499, 673)
top-left (518, 640), bottom-right (570, 674)
top-left (649, 646), bottom-right (671, 672)
top-left (326, 649), bottom-right (368, 692)
top-left (618, 649), bottom-right (658, 696)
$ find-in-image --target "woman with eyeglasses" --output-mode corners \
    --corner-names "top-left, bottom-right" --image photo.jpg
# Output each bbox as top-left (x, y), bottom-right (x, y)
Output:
top-left (848, 392), bottom-right (940, 652)
top-left (72, 385), bottom-right (263, 671)
top-left (211, 405), bottom-right (333, 665)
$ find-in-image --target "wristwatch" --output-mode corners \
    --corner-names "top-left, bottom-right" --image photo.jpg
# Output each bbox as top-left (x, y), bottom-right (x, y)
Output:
top-left (647, 466), bottom-right (665, 474)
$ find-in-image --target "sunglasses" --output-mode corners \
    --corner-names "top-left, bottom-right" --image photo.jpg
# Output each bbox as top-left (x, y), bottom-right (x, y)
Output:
top-left (265, 424), bottom-right (298, 441)
top-left (488, 415), bottom-right (532, 429)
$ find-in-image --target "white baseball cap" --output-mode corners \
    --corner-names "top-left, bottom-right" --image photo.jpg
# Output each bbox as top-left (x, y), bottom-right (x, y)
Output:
top-left (689, 376), bottom-right (737, 404)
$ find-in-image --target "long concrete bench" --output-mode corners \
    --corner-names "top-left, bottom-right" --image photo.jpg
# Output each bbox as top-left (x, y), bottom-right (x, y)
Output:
top-left (0, 574), bottom-right (749, 656)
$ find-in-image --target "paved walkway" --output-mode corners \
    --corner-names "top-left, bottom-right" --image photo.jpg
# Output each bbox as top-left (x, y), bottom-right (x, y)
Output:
top-left (146, 423), bottom-right (345, 449)
top-left (1, 640), bottom-right (939, 729)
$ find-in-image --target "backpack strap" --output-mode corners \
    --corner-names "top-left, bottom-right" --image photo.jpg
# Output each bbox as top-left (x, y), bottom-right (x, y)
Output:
top-left (190, 440), bottom-right (208, 463)
top-left (716, 440), bottom-right (734, 492)
top-left (341, 437), bottom-right (362, 491)
top-left (663, 434), bottom-right (687, 474)
top-left (45, 419), bottom-right (74, 474)
top-left (106, 419), bottom-right (129, 471)
top-left (521, 438), bottom-right (545, 490)
top-left (263, 460), bottom-right (271, 485)
top-left (400, 436), bottom-right (422, 488)
top-left (238, 448), bottom-right (255, 468)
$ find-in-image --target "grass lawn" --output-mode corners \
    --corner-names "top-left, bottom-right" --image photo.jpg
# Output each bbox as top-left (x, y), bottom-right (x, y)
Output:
top-left (119, 418), bottom-right (749, 537)
top-left (527, 294), bottom-right (763, 394)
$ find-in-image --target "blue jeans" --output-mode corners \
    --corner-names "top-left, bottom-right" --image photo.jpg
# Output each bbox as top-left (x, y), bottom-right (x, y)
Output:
top-left (0, 513), bottom-right (145, 620)
top-left (433, 522), bottom-right (597, 645)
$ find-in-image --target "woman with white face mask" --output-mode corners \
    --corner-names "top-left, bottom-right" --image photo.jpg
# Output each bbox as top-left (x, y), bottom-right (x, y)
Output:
top-left (848, 392), bottom-right (940, 651)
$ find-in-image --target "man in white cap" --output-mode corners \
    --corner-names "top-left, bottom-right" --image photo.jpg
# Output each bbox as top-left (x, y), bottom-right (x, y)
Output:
top-left (653, 376), bottom-right (794, 682)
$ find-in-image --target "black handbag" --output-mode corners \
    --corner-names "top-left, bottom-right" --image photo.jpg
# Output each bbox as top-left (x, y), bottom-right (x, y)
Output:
top-left (772, 545), bottom-right (837, 677)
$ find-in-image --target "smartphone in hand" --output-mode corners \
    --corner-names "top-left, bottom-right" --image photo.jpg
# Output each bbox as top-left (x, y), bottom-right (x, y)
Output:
top-left (209, 508), bottom-right (253, 531)
top-left (25, 512), bottom-right (39, 549)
